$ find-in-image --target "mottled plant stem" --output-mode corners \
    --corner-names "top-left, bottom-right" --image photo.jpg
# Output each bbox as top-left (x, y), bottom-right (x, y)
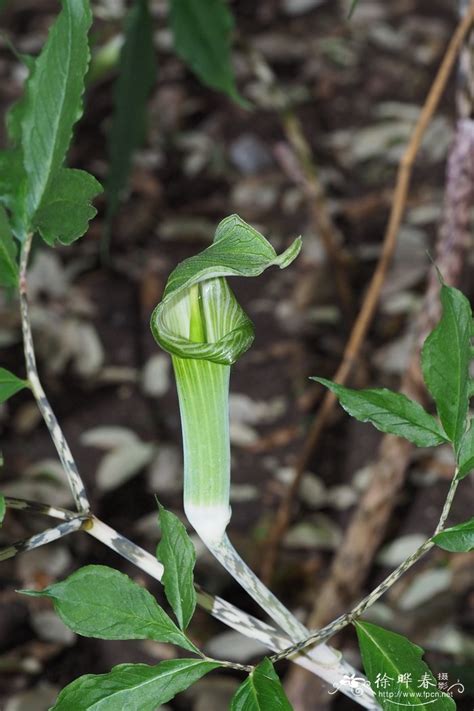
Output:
top-left (0, 516), bottom-right (88, 562)
top-left (4, 496), bottom-right (80, 520)
top-left (0, 498), bottom-right (379, 706)
top-left (206, 535), bottom-right (379, 709)
top-left (19, 235), bottom-right (90, 512)
top-left (270, 474), bottom-right (461, 663)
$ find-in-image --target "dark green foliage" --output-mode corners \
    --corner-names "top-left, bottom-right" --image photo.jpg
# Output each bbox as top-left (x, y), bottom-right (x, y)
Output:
top-left (0, 367), bottom-right (28, 402)
top-left (0, 0), bottom-right (102, 244)
top-left (433, 517), bottom-right (474, 552)
top-left (105, 0), bottom-right (156, 229)
top-left (421, 285), bottom-right (472, 450)
top-left (355, 621), bottom-right (455, 711)
top-left (457, 419), bottom-right (474, 479)
top-left (51, 659), bottom-right (220, 710)
top-left (0, 207), bottom-right (19, 286)
top-left (157, 503), bottom-right (196, 630)
top-left (230, 659), bottom-right (293, 710)
top-left (168, 0), bottom-right (245, 105)
top-left (20, 565), bottom-right (197, 652)
top-left (312, 378), bottom-right (448, 447)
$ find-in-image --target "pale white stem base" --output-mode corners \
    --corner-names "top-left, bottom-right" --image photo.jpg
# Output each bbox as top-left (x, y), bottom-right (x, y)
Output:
top-left (184, 502), bottom-right (231, 544)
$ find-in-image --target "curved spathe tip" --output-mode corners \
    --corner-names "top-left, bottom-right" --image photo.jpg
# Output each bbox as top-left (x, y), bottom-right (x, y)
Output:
top-left (151, 214), bottom-right (301, 364)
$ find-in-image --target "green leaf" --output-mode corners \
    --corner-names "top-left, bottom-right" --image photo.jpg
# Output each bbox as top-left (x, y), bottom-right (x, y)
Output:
top-left (457, 419), bottom-right (474, 479)
top-left (312, 378), bottom-right (448, 447)
top-left (355, 621), bottom-right (455, 711)
top-left (0, 368), bottom-right (28, 402)
top-left (433, 517), bottom-right (474, 552)
top-left (0, 495), bottom-right (5, 526)
top-left (0, 206), bottom-right (19, 287)
top-left (168, 0), bottom-right (245, 105)
top-left (20, 0), bottom-right (93, 226)
top-left (51, 658), bottom-right (220, 711)
top-left (20, 565), bottom-right (196, 652)
top-left (105, 0), bottom-right (156, 227)
top-left (151, 214), bottom-right (301, 365)
top-left (421, 285), bottom-right (472, 449)
top-left (348, 0), bottom-right (360, 18)
top-left (230, 658), bottom-right (293, 711)
top-left (0, 150), bottom-right (27, 232)
top-left (32, 169), bottom-right (102, 246)
top-left (5, 49), bottom-right (36, 147)
top-left (157, 503), bottom-right (196, 630)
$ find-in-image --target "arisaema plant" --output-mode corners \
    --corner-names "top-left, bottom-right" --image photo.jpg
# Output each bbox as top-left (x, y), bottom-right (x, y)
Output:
top-left (151, 214), bottom-right (363, 669)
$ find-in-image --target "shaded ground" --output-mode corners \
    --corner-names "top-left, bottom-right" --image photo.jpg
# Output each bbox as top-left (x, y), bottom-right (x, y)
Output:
top-left (0, 0), bottom-right (473, 709)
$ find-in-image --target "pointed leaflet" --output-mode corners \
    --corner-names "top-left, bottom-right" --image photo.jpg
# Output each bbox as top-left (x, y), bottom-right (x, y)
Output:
top-left (433, 517), bottom-right (474, 552)
top-left (106, 0), bottom-right (156, 226)
top-left (168, 0), bottom-right (245, 105)
top-left (0, 495), bottom-right (5, 526)
top-left (355, 621), bottom-right (455, 711)
top-left (421, 285), bottom-right (472, 450)
top-left (230, 658), bottom-right (293, 711)
top-left (0, 206), bottom-right (18, 287)
top-left (457, 419), bottom-right (474, 479)
top-left (51, 659), bottom-right (220, 711)
top-left (20, 565), bottom-right (196, 652)
top-left (19, 0), bottom-right (101, 236)
top-left (312, 378), bottom-right (448, 447)
top-left (157, 503), bottom-right (196, 630)
top-left (32, 169), bottom-right (102, 246)
top-left (0, 368), bottom-right (28, 402)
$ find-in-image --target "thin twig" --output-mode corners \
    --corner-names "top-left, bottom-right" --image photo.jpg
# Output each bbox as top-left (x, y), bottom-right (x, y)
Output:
top-left (203, 656), bottom-right (253, 673)
top-left (261, 2), bottom-right (474, 583)
top-left (270, 474), bottom-right (461, 663)
top-left (276, 113), bottom-right (354, 319)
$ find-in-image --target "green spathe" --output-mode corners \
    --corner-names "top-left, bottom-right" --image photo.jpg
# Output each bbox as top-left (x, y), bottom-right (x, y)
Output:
top-left (151, 214), bottom-right (301, 365)
top-left (151, 215), bottom-right (300, 541)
